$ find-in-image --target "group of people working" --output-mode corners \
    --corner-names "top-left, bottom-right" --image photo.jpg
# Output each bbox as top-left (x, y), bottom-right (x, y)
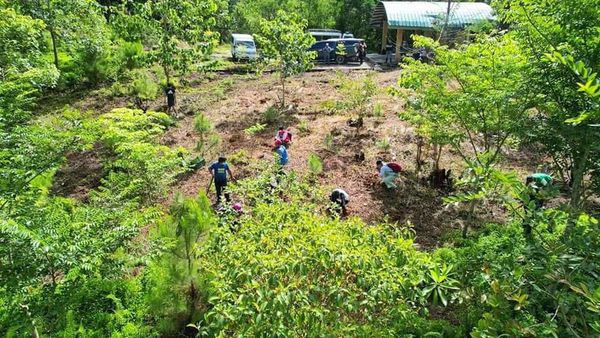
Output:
top-left (167, 88), bottom-right (554, 230)
top-left (208, 125), bottom-right (405, 217)
top-left (207, 127), bottom-right (291, 202)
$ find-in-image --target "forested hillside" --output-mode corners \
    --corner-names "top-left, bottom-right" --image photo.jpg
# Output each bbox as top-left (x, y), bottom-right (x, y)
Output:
top-left (1, 0), bottom-right (599, 337)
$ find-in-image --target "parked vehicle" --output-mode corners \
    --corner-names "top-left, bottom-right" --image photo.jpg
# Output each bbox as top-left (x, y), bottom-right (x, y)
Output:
top-left (308, 38), bottom-right (364, 64)
top-left (231, 34), bottom-right (258, 61)
top-left (308, 29), bottom-right (342, 41)
top-left (342, 32), bottom-right (354, 39)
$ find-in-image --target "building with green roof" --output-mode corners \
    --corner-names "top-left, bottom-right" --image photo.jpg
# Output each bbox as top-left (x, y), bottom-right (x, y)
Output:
top-left (370, 1), bottom-right (495, 62)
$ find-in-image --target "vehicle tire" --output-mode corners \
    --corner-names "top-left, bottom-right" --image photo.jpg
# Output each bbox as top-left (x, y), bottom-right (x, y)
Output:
top-left (335, 55), bottom-right (345, 64)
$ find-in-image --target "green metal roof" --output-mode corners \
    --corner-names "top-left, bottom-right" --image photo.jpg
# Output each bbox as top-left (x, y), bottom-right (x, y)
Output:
top-left (371, 1), bottom-right (495, 30)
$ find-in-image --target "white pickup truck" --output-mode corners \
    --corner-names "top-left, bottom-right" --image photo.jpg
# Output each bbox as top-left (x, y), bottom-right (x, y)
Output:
top-left (231, 34), bottom-right (258, 61)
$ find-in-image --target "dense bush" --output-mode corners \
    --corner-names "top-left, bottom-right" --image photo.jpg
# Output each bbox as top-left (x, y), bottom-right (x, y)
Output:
top-left (166, 169), bottom-right (460, 336)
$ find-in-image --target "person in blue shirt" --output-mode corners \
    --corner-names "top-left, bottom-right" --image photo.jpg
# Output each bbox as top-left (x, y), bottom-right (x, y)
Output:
top-left (274, 144), bottom-right (289, 168)
top-left (208, 157), bottom-right (235, 202)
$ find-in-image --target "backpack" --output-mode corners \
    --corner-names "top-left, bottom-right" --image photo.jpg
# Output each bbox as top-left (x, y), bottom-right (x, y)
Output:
top-left (387, 162), bottom-right (402, 173)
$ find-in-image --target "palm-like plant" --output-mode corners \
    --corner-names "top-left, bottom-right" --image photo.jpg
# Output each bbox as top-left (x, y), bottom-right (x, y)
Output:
top-left (422, 263), bottom-right (460, 306)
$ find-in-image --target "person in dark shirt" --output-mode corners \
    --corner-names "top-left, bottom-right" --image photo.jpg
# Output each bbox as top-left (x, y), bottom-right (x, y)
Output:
top-left (357, 41), bottom-right (367, 65)
top-left (323, 43), bottom-right (333, 64)
top-left (385, 43), bottom-right (393, 65)
top-left (165, 83), bottom-right (177, 115)
top-left (208, 157), bottom-right (235, 202)
top-left (329, 188), bottom-right (350, 216)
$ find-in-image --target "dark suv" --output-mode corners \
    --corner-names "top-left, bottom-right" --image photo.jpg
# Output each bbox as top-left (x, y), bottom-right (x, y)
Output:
top-left (309, 38), bottom-right (364, 64)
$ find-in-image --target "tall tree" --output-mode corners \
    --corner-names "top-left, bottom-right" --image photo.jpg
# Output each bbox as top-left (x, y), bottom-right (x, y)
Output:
top-left (495, 0), bottom-right (600, 213)
top-left (255, 10), bottom-right (316, 107)
top-left (395, 34), bottom-right (529, 168)
top-left (139, 0), bottom-right (222, 84)
top-left (12, 0), bottom-right (105, 70)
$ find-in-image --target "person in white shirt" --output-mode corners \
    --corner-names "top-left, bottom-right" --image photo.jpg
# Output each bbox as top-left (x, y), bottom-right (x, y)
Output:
top-left (376, 160), bottom-right (400, 189)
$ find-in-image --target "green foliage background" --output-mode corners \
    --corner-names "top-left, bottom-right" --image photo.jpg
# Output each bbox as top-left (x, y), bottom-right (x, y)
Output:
top-left (0, 0), bottom-right (599, 337)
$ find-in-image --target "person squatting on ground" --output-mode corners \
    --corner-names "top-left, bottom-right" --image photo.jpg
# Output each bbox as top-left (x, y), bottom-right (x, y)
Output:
top-left (165, 83), bottom-right (177, 115)
top-left (522, 172), bottom-right (553, 237)
top-left (216, 202), bottom-right (244, 232)
top-left (376, 160), bottom-right (402, 189)
top-left (329, 188), bottom-right (350, 216)
top-left (208, 156), bottom-right (235, 203)
top-left (275, 126), bottom-right (293, 148)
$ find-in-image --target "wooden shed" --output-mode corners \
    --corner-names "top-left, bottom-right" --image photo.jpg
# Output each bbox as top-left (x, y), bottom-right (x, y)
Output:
top-left (370, 1), bottom-right (495, 62)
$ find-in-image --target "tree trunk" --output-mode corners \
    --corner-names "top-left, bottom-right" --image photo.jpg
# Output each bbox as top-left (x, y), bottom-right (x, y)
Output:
top-left (416, 137), bottom-right (424, 173)
top-left (50, 29), bottom-right (59, 69)
top-left (569, 148), bottom-right (589, 215)
top-left (434, 144), bottom-right (443, 172)
top-left (281, 75), bottom-right (286, 108)
top-left (439, 0), bottom-right (452, 43)
top-left (163, 65), bottom-right (171, 86)
top-left (463, 200), bottom-right (477, 238)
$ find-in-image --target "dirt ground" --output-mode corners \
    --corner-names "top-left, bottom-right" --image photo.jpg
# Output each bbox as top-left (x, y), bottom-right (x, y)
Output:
top-left (46, 68), bottom-right (543, 249)
top-left (158, 69), bottom-right (542, 249)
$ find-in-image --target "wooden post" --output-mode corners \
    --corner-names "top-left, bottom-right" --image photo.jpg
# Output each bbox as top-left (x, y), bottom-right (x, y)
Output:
top-left (395, 29), bottom-right (404, 63)
top-left (381, 21), bottom-right (388, 54)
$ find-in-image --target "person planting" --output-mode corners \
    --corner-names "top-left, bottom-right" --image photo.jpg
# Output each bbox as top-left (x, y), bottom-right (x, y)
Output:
top-left (522, 172), bottom-right (553, 237)
top-left (274, 143), bottom-right (289, 168)
top-left (376, 160), bottom-right (402, 189)
top-left (275, 126), bottom-right (293, 148)
top-left (329, 188), bottom-right (350, 216)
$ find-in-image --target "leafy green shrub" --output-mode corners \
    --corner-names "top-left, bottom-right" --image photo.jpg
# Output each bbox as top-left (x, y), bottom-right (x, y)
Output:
top-left (229, 149), bottom-right (250, 165)
top-left (323, 133), bottom-right (337, 153)
top-left (262, 106), bottom-right (281, 124)
top-left (376, 138), bottom-right (391, 151)
top-left (78, 41), bottom-right (118, 85)
top-left (192, 170), bottom-right (458, 336)
top-left (194, 112), bottom-right (220, 158)
top-left (319, 99), bottom-right (339, 115)
top-left (307, 153), bottom-right (323, 176)
top-left (373, 102), bottom-right (384, 117)
top-left (422, 264), bottom-right (460, 306)
top-left (129, 71), bottom-right (159, 113)
top-left (54, 52), bottom-right (84, 88)
top-left (454, 214), bottom-right (600, 337)
top-left (95, 108), bottom-right (182, 202)
top-left (335, 42), bottom-right (346, 56)
top-left (116, 40), bottom-right (146, 71)
top-left (297, 119), bottom-right (311, 135)
top-left (98, 108), bottom-right (171, 148)
top-left (334, 73), bottom-right (378, 117)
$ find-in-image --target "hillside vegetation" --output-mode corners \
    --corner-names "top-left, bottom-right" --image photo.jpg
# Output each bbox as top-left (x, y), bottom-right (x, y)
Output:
top-left (1, 0), bottom-right (599, 337)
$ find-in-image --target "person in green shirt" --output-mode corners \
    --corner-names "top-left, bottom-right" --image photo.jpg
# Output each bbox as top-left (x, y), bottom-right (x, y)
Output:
top-left (522, 172), bottom-right (553, 237)
top-left (526, 173), bottom-right (553, 190)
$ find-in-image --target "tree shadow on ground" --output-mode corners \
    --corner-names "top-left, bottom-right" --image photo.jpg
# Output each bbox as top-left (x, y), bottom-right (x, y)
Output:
top-left (367, 172), bottom-right (459, 249)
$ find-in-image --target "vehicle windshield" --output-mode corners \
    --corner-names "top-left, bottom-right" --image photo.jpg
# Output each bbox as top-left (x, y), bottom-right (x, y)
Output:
top-left (235, 41), bottom-right (255, 48)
